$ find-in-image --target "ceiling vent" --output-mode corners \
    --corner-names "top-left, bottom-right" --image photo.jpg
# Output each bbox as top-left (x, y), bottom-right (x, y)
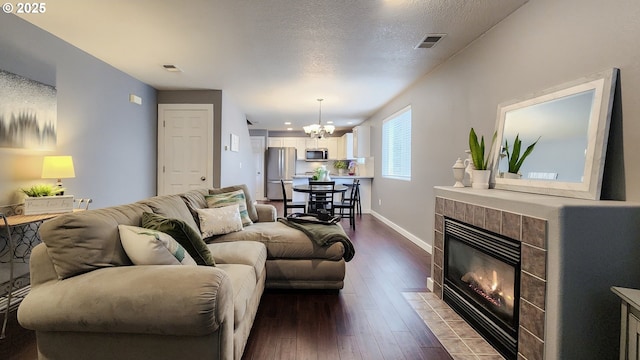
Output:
top-left (415, 34), bottom-right (446, 49)
top-left (163, 64), bottom-right (182, 72)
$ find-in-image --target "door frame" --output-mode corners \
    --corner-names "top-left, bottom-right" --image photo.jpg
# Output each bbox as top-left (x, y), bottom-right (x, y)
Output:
top-left (157, 104), bottom-right (214, 195)
top-left (250, 136), bottom-right (266, 200)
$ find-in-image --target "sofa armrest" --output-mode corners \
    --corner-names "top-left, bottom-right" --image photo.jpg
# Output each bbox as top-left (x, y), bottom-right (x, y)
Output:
top-left (18, 265), bottom-right (233, 336)
top-left (255, 203), bottom-right (277, 222)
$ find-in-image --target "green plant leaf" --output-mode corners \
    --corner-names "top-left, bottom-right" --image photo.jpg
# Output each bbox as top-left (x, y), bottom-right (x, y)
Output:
top-left (469, 128), bottom-right (481, 169)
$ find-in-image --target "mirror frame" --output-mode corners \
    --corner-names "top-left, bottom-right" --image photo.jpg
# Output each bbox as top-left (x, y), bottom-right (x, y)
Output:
top-left (491, 68), bottom-right (618, 200)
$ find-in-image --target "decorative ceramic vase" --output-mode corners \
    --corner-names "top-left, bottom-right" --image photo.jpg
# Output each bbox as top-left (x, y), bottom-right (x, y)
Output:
top-left (463, 150), bottom-right (475, 187)
top-left (452, 158), bottom-right (466, 188)
top-left (338, 169), bottom-right (345, 176)
top-left (471, 169), bottom-right (491, 189)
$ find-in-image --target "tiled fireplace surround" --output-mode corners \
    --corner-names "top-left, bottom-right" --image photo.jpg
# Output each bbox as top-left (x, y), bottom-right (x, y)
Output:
top-left (430, 186), bottom-right (640, 360)
top-left (432, 196), bottom-right (547, 360)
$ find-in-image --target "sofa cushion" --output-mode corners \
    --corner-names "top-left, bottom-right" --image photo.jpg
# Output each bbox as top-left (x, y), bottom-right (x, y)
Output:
top-left (207, 222), bottom-right (344, 261)
top-left (205, 190), bottom-right (253, 226)
top-left (138, 194), bottom-right (200, 233)
top-left (208, 241), bottom-right (267, 280)
top-left (196, 205), bottom-right (243, 237)
top-left (216, 263), bottom-right (256, 328)
top-left (39, 203), bottom-right (152, 279)
top-left (209, 184), bottom-right (258, 223)
top-left (141, 212), bottom-right (216, 266)
top-left (118, 225), bottom-right (197, 266)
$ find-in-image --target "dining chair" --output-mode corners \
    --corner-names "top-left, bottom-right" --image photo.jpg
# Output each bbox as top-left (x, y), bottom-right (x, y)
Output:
top-left (308, 180), bottom-right (335, 215)
top-left (281, 179), bottom-right (306, 215)
top-left (334, 179), bottom-right (359, 230)
top-left (340, 179), bottom-right (362, 217)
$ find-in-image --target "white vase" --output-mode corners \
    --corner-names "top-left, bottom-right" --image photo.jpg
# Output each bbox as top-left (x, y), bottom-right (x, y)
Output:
top-left (452, 158), bottom-right (466, 188)
top-left (471, 169), bottom-right (491, 189)
top-left (463, 150), bottom-right (474, 187)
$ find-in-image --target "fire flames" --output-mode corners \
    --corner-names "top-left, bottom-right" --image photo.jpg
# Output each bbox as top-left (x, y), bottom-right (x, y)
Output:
top-left (461, 270), bottom-right (513, 309)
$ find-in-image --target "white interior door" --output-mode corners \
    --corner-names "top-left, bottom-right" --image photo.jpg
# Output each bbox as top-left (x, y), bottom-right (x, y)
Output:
top-left (251, 136), bottom-right (266, 200)
top-left (158, 104), bottom-right (214, 195)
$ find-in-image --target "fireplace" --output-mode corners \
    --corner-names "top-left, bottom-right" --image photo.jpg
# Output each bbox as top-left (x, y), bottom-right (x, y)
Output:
top-left (443, 218), bottom-right (520, 360)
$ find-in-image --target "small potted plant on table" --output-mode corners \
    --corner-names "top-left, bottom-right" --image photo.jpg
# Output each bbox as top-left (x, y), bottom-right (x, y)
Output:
top-left (334, 160), bottom-right (348, 175)
top-left (469, 128), bottom-right (497, 189)
top-left (20, 184), bottom-right (74, 215)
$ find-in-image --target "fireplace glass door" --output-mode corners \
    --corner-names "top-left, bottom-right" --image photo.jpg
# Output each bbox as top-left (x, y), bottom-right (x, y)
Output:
top-left (444, 218), bottom-right (521, 359)
top-left (446, 236), bottom-right (517, 327)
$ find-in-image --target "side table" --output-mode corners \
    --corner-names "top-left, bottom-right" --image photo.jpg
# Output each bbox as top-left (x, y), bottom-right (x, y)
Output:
top-left (612, 286), bottom-right (640, 360)
top-left (0, 212), bottom-right (72, 339)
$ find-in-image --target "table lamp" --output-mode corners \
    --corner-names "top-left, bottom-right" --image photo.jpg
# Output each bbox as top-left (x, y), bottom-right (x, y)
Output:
top-left (42, 156), bottom-right (75, 195)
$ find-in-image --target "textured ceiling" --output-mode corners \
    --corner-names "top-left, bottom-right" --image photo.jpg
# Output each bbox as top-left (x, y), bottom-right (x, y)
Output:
top-left (17, 0), bottom-right (528, 131)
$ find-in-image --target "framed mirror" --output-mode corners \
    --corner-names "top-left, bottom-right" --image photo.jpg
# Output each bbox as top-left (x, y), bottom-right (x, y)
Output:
top-left (491, 68), bottom-right (618, 200)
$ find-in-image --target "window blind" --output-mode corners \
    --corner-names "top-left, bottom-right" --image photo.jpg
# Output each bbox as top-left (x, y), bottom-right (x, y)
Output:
top-left (382, 106), bottom-right (411, 180)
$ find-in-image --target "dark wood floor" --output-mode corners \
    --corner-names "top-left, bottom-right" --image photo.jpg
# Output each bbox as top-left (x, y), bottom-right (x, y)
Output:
top-left (1, 203), bottom-right (452, 360)
top-left (242, 202), bottom-right (452, 359)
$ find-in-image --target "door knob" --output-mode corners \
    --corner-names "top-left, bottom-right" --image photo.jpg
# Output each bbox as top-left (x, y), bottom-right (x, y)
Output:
top-left (201, 176), bottom-right (206, 181)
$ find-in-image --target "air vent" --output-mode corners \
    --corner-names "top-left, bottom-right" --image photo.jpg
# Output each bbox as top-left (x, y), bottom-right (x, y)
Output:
top-left (415, 34), bottom-right (446, 49)
top-left (162, 64), bottom-right (182, 72)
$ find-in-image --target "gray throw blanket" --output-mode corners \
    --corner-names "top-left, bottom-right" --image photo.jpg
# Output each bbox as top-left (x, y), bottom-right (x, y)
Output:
top-left (278, 218), bottom-right (355, 262)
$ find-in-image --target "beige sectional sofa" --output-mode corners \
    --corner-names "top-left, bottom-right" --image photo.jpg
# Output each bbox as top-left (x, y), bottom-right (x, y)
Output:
top-left (17, 187), bottom-right (350, 360)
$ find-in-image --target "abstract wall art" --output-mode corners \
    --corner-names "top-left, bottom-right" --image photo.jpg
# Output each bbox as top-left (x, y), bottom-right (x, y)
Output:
top-left (0, 69), bottom-right (57, 150)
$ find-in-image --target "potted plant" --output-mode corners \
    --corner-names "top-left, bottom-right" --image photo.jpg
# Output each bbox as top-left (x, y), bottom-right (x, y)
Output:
top-left (469, 128), bottom-right (497, 189)
top-left (333, 160), bottom-right (348, 175)
top-left (502, 134), bottom-right (539, 178)
top-left (20, 184), bottom-right (74, 215)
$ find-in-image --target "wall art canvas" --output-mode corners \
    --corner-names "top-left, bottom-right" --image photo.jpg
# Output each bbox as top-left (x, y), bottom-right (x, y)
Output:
top-left (0, 69), bottom-right (57, 150)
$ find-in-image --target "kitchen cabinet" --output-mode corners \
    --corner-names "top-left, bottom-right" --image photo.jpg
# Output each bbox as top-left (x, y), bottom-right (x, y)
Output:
top-left (268, 137), bottom-right (283, 148)
top-left (353, 125), bottom-right (370, 157)
top-left (340, 133), bottom-right (354, 159)
top-left (269, 136), bottom-right (340, 159)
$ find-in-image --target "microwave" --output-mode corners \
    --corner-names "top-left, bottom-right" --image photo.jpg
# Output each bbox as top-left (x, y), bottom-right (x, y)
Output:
top-left (305, 148), bottom-right (329, 161)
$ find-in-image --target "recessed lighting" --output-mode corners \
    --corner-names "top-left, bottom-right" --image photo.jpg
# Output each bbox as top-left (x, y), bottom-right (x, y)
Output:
top-left (284, 122), bottom-right (291, 125)
top-left (287, 128), bottom-right (293, 131)
top-left (327, 121), bottom-right (334, 124)
top-left (162, 64), bottom-right (182, 72)
top-left (347, 121), bottom-right (354, 124)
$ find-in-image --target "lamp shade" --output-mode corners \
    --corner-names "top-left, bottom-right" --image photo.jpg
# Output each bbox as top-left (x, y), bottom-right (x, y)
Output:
top-left (42, 156), bottom-right (76, 179)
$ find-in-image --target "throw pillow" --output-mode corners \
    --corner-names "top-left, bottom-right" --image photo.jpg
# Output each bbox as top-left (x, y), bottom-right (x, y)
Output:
top-left (205, 189), bottom-right (253, 226)
top-left (141, 212), bottom-right (216, 266)
top-left (195, 204), bottom-right (243, 237)
top-left (209, 184), bottom-right (258, 222)
top-left (118, 225), bottom-right (197, 266)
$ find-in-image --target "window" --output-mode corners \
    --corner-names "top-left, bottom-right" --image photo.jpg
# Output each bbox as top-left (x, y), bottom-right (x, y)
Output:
top-left (382, 106), bottom-right (411, 180)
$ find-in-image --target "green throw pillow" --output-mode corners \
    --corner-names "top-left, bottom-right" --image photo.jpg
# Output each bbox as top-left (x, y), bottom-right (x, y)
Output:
top-left (141, 212), bottom-right (215, 266)
top-left (205, 189), bottom-right (253, 226)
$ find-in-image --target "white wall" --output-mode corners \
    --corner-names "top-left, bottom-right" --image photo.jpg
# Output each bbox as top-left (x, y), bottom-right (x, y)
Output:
top-left (366, 0), bottom-right (640, 249)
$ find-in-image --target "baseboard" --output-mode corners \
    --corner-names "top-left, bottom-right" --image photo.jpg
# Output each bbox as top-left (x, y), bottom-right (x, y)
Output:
top-left (369, 210), bottom-right (432, 254)
top-left (427, 277), bottom-right (434, 291)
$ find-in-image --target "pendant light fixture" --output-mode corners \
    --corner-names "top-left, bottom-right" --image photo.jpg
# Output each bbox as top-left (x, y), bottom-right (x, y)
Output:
top-left (303, 98), bottom-right (335, 139)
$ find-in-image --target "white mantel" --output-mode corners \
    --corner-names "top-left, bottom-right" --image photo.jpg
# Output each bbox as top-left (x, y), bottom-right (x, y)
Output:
top-left (432, 186), bottom-right (640, 360)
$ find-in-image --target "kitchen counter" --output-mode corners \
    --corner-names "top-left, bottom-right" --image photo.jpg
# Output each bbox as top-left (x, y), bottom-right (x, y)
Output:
top-left (291, 176), bottom-right (373, 213)
top-left (293, 174), bottom-right (373, 179)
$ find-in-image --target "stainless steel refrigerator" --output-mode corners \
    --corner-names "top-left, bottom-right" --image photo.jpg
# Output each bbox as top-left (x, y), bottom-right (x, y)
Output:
top-left (266, 147), bottom-right (297, 200)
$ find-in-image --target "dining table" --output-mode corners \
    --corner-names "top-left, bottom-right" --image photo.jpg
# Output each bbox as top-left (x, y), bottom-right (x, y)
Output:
top-left (292, 184), bottom-right (348, 215)
top-left (292, 184), bottom-right (349, 194)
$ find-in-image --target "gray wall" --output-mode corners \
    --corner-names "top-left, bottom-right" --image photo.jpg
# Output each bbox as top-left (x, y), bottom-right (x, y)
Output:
top-left (220, 93), bottom-right (256, 191)
top-left (0, 15), bottom-right (157, 208)
top-left (365, 0), bottom-right (640, 249)
top-left (157, 90), bottom-right (223, 188)
top-left (157, 90), bottom-right (255, 194)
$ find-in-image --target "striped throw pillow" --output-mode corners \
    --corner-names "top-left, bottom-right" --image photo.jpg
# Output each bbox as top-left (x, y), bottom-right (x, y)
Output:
top-left (205, 189), bottom-right (253, 226)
